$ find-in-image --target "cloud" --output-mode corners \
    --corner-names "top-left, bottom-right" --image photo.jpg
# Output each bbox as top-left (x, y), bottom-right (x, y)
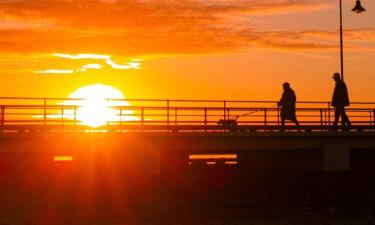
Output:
top-left (78, 63), bottom-right (102, 72)
top-left (53, 53), bottom-right (141, 70)
top-left (33, 53), bottom-right (141, 74)
top-left (53, 53), bottom-right (111, 60)
top-left (236, 27), bottom-right (375, 50)
top-left (0, 0), bottom-right (373, 57)
top-left (106, 59), bottom-right (141, 69)
top-left (0, 0), bottom-right (340, 55)
top-left (35, 69), bottom-right (74, 74)
top-left (0, 18), bottom-right (54, 30)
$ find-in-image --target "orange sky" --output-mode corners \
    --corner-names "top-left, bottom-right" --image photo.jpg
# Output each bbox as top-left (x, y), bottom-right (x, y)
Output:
top-left (0, 0), bottom-right (374, 101)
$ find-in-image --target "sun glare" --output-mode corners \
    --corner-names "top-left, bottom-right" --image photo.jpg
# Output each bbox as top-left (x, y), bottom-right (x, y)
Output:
top-left (64, 84), bottom-right (134, 127)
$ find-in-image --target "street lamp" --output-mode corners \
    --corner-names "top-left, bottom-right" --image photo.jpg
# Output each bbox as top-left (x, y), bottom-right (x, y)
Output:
top-left (339, 0), bottom-right (365, 81)
top-left (352, 0), bottom-right (366, 13)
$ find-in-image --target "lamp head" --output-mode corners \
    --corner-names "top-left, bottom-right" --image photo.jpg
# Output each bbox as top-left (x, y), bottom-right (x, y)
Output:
top-left (352, 0), bottom-right (365, 14)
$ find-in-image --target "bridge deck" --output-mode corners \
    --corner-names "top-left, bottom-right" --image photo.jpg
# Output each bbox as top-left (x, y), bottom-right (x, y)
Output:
top-left (0, 124), bottom-right (375, 133)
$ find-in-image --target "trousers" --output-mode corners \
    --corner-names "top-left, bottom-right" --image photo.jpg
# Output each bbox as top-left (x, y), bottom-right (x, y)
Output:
top-left (333, 106), bottom-right (351, 127)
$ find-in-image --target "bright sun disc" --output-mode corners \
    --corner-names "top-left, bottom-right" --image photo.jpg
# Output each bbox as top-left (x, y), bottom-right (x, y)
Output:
top-left (64, 84), bottom-right (133, 127)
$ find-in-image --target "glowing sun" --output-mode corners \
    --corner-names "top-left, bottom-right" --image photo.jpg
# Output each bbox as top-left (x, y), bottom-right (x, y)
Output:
top-left (64, 84), bottom-right (134, 127)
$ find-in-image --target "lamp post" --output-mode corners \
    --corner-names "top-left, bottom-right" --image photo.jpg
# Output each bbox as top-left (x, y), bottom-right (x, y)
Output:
top-left (340, 0), bottom-right (365, 81)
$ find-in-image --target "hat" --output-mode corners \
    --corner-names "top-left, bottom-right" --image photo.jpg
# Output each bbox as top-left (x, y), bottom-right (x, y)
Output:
top-left (282, 82), bottom-right (290, 87)
top-left (332, 73), bottom-right (341, 79)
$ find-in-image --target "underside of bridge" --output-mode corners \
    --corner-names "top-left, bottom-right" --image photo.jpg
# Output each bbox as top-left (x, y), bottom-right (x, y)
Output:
top-left (1, 132), bottom-right (375, 199)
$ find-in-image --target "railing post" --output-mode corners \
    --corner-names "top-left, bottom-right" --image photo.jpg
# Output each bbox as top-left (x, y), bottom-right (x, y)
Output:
top-left (175, 108), bottom-right (177, 126)
top-left (43, 98), bottom-right (47, 126)
top-left (369, 110), bottom-right (373, 126)
top-left (141, 107), bottom-right (144, 132)
top-left (320, 109), bottom-right (323, 131)
top-left (373, 110), bottom-right (375, 128)
top-left (106, 98), bottom-right (109, 127)
top-left (324, 109), bottom-right (327, 126)
top-left (223, 100), bottom-right (227, 120)
top-left (167, 100), bottom-right (170, 129)
top-left (327, 102), bottom-right (331, 125)
top-left (277, 106), bottom-right (280, 126)
top-left (119, 109), bottom-right (122, 126)
top-left (264, 108), bottom-right (267, 128)
top-left (73, 106), bottom-right (77, 128)
top-left (0, 106), bottom-right (4, 133)
top-left (61, 108), bottom-right (64, 126)
top-left (204, 108), bottom-right (207, 132)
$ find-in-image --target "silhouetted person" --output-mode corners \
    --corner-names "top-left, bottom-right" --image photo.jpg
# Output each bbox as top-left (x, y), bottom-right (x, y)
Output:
top-left (331, 73), bottom-right (351, 130)
top-left (278, 82), bottom-right (300, 131)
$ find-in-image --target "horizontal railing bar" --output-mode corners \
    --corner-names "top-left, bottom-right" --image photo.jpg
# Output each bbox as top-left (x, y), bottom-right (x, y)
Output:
top-left (0, 124), bottom-right (373, 129)
top-left (1, 124), bottom-right (373, 127)
top-left (1, 104), bottom-right (375, 111)
top-left (2, 107), bottom-right (374, 113)
top-left (1, 96), bottom-right (375, 105)
top-left (74, 120), bottom-right (373, 123)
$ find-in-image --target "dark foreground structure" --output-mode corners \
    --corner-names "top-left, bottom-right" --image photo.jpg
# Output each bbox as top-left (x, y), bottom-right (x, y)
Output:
top-left (1, 98), bottom-right (375, 224)
top-left (1, 132), bottom-right (375, 202)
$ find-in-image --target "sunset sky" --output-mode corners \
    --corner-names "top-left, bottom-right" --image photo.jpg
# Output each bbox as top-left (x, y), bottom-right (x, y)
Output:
top-left (0, 0), bottom-right (374, 101)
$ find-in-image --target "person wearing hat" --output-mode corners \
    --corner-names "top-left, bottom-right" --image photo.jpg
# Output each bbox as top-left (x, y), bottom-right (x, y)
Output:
top-left (331, 72), bottom-right (351, 130)
top-left (278, 82), bottom-right (300, 131)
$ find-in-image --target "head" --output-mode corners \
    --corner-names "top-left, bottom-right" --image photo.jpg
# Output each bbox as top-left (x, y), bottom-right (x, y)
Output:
top-left (332, 73), bottom-right (341, 82)
top-left (282, 82), bottom-right (290, 91)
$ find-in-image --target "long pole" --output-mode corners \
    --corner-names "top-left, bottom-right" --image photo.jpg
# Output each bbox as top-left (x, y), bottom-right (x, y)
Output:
top-left (340, 0), bottom-right (344, 81)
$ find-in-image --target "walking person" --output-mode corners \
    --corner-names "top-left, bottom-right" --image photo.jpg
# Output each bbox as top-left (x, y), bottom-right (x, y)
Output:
top-left (331, 72), bottom-right (351, 130)
top-left (278, 82), bottom-right (300, 131)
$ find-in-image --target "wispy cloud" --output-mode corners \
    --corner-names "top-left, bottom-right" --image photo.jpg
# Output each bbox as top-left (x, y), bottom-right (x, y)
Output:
top-left (0, 18), bottom-right (54, 30)
top-left (53, 53), bottom-right (111, 60)
top-left (78, 63), bottom-right (102, 72)
top-left (34, 53), bottom-right (141, 74)
top-left (35, 69), bottom-right (74, 74)
top-left (54, 53), bottom-right (142, 69)
top-left (53, 53), bottom-right (141, 70)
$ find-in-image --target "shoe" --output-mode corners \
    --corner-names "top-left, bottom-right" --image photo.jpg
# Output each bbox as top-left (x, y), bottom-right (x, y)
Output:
top-left (329, 127), bottom-right (338, 132)
top-left (343, 126), bottom-right (351, 132)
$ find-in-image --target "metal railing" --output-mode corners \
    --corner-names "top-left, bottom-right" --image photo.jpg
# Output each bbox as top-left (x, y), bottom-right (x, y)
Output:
top-left (0, 97), bottom-right (375, 132)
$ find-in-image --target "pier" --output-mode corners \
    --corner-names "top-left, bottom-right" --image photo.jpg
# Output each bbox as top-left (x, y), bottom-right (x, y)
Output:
top-left (1, 97), bottom-right (375, 200)
top-left (0, 97), bottom-right (375, 132)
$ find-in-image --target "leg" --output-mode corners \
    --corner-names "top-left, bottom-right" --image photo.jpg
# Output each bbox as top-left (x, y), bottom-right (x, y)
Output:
top-left (341, 108), bottom-right (351, 128)
top-left (333, 107), bottom-right (341, 129)
top-left (336, 107), bottom-right (347, 127)
top-left (339, 108), bottom-right (345, 127)
top-left (281, 117), bottom-right (285, 132)
top-left (292, 118), bottom-right (300, 131)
